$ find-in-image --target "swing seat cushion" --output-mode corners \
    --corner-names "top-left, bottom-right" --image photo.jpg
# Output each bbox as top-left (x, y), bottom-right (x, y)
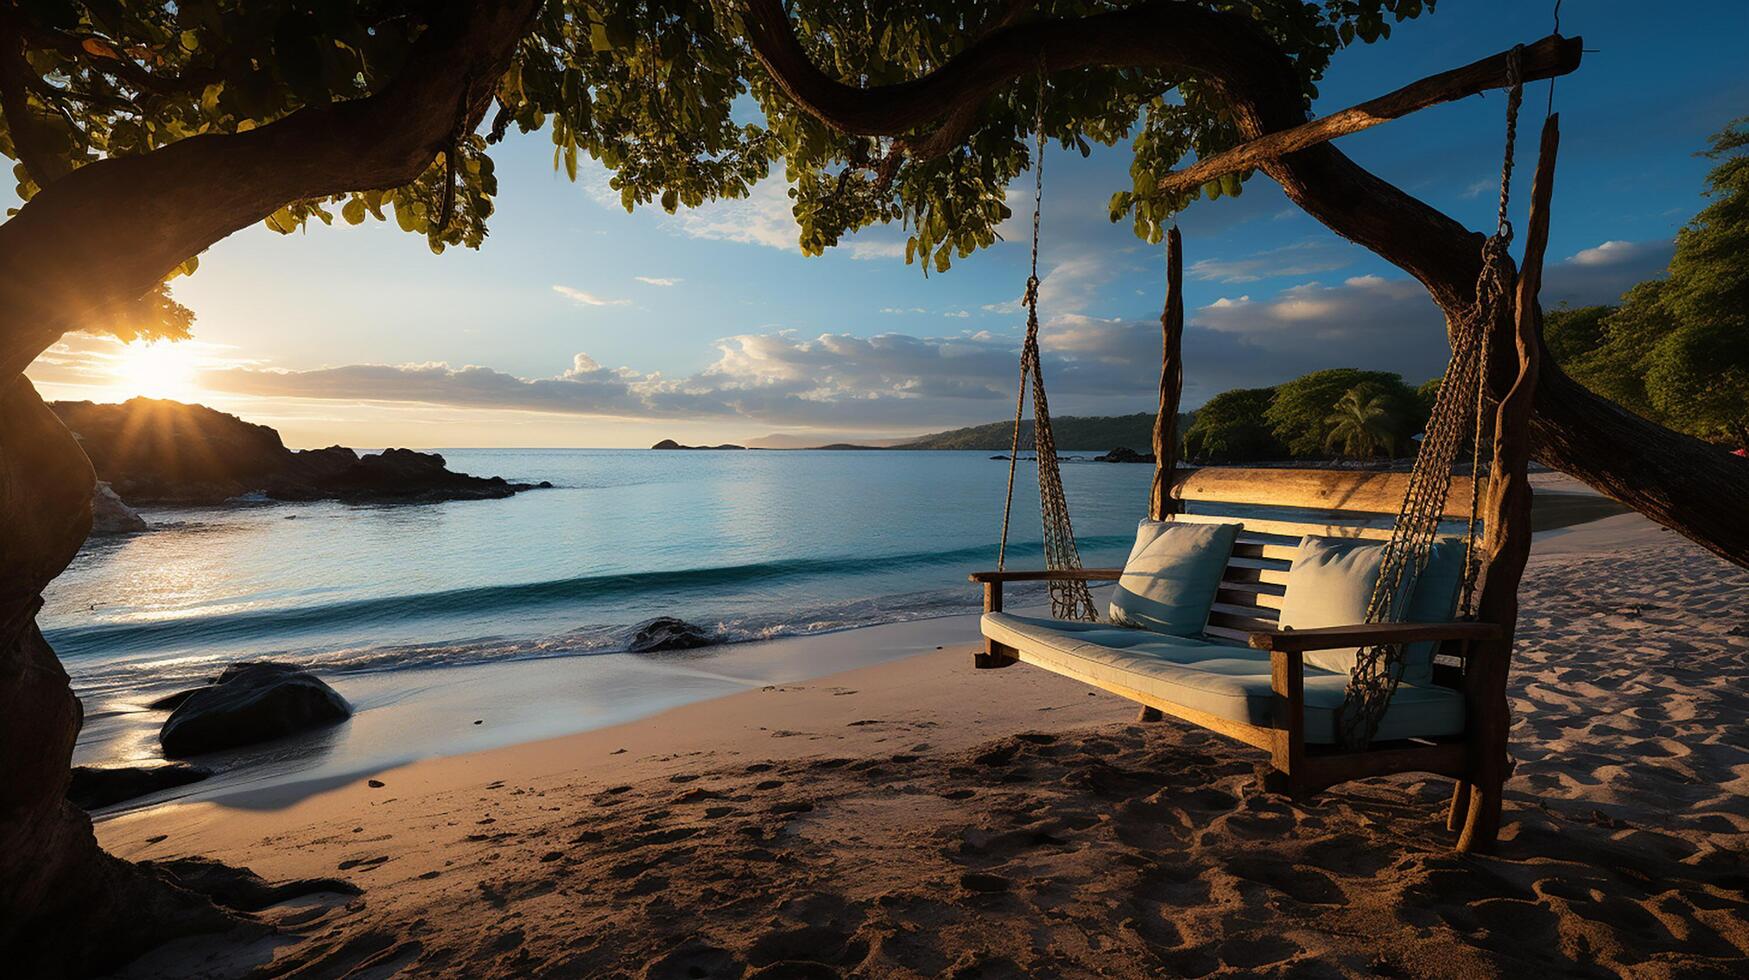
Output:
top-left (1277, 536), bottom-right (1467, 685)
top-left (1107, 519), bottom-right (1242, 636)
top-left (981, 612), bottom-right (1465, 745)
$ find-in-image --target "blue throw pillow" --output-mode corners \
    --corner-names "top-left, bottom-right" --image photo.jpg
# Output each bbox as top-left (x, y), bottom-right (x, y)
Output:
top-left (1276, 535), bottom-right (1465, 685)
top-left (1108, 520), bottom-right (1241, 637)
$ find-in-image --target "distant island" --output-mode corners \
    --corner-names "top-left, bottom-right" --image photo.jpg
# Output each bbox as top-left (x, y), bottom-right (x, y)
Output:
top-left (651, 439), bottom-right (746, 451)
top-left (51, 398), bottom-right (550, 507)
top-left (676, 413), bottom-right (1191, 453)
top-left (890, 412), bottom-right (1181, 451)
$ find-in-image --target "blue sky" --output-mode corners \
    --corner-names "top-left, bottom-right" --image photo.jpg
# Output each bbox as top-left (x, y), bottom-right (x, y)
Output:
top-left (27, 0), bottom-right (1749, 448)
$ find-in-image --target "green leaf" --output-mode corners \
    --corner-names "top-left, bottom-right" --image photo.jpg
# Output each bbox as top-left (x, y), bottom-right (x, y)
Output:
top-left (342, 198), bottom-right (367, 225)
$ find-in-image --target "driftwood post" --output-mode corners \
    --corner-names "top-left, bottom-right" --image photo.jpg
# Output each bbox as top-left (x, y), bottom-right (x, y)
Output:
top-left (1138, 226), bottom-right (1185, 725)
top-left (1149, 226), bottom-right (1185, 521)
top-left (1454, 113), bottom-right (1557, 853)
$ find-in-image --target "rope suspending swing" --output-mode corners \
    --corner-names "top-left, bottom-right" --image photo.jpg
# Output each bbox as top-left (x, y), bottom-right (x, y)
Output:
top-left (1336, 46), bottom-right (1527, 750)
top-left (996, 62), bottom-right (1097, 622)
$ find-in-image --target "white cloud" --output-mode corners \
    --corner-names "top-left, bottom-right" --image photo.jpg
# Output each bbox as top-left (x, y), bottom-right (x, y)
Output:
top-left (1187, 239), bottom-right (1354, 284)
top-left (1567, 240), bottom-right (1642, 266)
top-left (553, 285), bottom-right (630, 307)
top-left (943, 310), bottom-right (971, 319)
top-left (881, 306), bottom-right (928, 315)
top-left (1459, 178), bottom-right (1494, 200)
top-left (672, 178), bottom-right (796, 251)
top-left (1545, 238), bottom-right (1674, 306)
top-left (844, 239), bottom-right (906, 261)
top-left (634, 276), bottom-right (681, 287)
top-left (984, 254), bottom-right (1125, 316)
top-left (195, 319), bottom-right (1176, 429)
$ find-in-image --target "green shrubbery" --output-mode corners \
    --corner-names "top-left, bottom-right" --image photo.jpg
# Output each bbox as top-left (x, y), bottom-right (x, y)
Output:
top-left (1544, 120), bottom-right (1748, 450)
top-left (1181, 370), bottom-right (1429, 463)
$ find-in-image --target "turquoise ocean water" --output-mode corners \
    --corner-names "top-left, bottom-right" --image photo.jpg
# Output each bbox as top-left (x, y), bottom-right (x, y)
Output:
top-left (44, 449), bottom-right (1156, 719)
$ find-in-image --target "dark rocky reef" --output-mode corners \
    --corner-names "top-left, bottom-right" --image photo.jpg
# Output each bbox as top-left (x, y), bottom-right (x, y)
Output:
top-left (1094, 446), bottom-right (1156, 463)
top-left (50, 398), bottom-right (551, 505)
top-left (158, 662), bottom-right (352, 757)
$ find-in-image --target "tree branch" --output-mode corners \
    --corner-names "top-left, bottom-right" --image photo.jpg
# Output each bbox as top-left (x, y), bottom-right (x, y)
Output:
top-left (1156, 36), bottom-right (1582, 198)
top-left (0, 33), bottom-right (64, 187)
top-left (0, 1), bottom-right (542, 381)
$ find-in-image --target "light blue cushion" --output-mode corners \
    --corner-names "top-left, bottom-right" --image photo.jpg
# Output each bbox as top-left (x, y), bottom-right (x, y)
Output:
top-left (1276, 536), bottom-right (1465, 684)
top-left (1107, 519), bottom-right (1241, 636)
top-left (980, 612), bottom-right (1464, 745)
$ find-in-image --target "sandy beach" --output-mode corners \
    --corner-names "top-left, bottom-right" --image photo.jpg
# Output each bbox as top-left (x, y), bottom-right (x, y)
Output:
top-left (87, 506), bottom-right (1749, 978)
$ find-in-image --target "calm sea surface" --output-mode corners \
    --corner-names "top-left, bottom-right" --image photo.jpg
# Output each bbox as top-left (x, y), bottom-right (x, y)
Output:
top-left (44, 449), bottom-right (1156, 713)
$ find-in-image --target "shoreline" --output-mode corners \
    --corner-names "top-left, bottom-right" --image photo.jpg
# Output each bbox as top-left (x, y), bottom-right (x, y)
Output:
top-left (83, 606), bottom-right (1028, 819)
top-left (78, 472), bottom-right (1626, 818)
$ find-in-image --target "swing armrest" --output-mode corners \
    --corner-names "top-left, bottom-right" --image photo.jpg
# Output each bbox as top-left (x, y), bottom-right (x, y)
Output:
top-left (968, 568), bottom-right (1124, 583)
top-left (1248, 621), bottom-right (1503, 653)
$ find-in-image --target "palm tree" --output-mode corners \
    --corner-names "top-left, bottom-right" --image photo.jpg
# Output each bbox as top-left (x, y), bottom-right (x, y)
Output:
top-left (1324, 387), bottom-right (1397, 460)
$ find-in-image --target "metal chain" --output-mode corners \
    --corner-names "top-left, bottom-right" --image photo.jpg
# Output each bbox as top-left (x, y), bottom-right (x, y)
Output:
top-left (1337, 47), bottom-right (1524, 750)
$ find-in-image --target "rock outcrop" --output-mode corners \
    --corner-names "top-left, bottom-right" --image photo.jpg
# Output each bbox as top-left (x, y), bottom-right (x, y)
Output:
top-left (49, 398), bottom-right (550, 505)
top-left (67, 763), bottom-right (211, 810)
top-left (158, 662), bottom-right (352, 757)
top-left (627, 617), bottom-right (719, 653)
top-left (89, 482), bottom-right (147, 534)
top-left (1094, 447), bottom-right (1155, 463)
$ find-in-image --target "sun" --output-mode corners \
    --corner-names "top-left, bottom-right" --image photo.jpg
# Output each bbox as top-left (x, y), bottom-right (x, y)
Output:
top-left (111, 340), bottom-right (202, 402)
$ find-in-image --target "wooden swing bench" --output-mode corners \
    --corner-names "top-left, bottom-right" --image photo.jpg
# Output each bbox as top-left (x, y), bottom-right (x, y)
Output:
top-left (967, 34), bottom-right (1572, 852)
top-left (972, 467), bottom-right (1502, 802)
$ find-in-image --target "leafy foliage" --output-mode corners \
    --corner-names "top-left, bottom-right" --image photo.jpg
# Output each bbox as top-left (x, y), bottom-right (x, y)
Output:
top-left (1549, 120), bottom-right (1749, 449)
top-left (2, 0), bottom-right (1436, 341)
top-left (1323, 385), bottom-right (1396, 459)
top-left (1262, 368), bottom-right (1421, 457)
top-left (1181, 387), bottom-right (1284, 462)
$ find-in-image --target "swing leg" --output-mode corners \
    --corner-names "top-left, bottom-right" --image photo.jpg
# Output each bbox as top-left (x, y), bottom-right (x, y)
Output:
top-left (975, 581), bottom-right (1018, 669)
top-left (1456, 688), bottom-right (1511, 853)
top-left (1457, 767), bottom-right (1505, 853)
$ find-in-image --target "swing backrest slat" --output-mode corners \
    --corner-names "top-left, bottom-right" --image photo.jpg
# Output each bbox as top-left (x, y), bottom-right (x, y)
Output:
top-left (1166, 469), bottom-right (1482, 646)
top-left (1176, 467), bottom-right (1478, 519)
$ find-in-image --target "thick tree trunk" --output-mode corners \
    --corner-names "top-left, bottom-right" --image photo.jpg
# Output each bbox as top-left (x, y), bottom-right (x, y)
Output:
top-left (0, 378), bottom-right (238, 974)
top-left (0, 2), bottom-right (542, 970)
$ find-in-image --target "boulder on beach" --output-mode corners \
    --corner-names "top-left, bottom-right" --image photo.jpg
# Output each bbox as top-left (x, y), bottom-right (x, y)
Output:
top-left (159, 662), bottom-right (352, 757)
top-left (89, 481), bottom-right (148, 534)
top-left (68, 763), bottom-right (211, 810)
top-left (628, 617), bottom-right (718, 653)
top-left (147, 687), bottom-right (207, 711)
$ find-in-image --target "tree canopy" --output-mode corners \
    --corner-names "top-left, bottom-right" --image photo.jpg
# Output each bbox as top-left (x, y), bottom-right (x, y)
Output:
top-left (1543, 119), bottom-right (1749, 449)
top-left (1, 0), bottom-right (1437, 341)
top-left (1181, 387), bottom-right (1284, 462)
top-left (1262, 368), bottom-right (1421, 457)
